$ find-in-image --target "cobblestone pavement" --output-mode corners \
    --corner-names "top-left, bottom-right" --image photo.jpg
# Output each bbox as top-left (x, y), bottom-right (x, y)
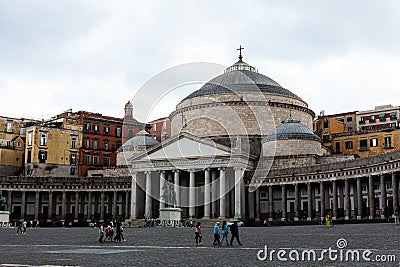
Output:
top-left (1, 223), bottom-right (400, 266)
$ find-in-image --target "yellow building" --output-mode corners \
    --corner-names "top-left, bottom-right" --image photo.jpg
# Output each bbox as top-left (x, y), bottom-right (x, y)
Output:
top-left (0, 116), bottom-right (31, 175)
top-left (331, 129), bottom-right (399, 157)
top-left (25, 123), bottom-right (82, 177)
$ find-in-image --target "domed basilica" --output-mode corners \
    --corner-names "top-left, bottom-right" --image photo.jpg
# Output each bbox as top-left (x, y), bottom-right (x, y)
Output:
top-left (125, 50), bottom-right (342, 222)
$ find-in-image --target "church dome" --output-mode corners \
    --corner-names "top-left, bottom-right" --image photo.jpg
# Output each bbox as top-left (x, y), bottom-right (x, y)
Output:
top-left (264, 117), bottom-right (321, 142)
top-left (119, 130), bottom-right (159, 151)
top-left (183, 59), bottom-right (302, 101)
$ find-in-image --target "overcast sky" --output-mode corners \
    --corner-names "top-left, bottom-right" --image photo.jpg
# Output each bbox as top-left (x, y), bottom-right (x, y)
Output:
top-left (1, 0), bottom-right (400, 122)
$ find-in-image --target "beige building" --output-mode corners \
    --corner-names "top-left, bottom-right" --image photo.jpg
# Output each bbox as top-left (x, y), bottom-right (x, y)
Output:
top-left (0, 116), bottom-right (34, 176)
top-left (25, 122), bottom-right (82, 177)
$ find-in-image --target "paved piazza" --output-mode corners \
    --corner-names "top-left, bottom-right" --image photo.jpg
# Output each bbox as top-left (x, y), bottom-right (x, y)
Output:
top-left (0, 223), bottom-right (400, 266)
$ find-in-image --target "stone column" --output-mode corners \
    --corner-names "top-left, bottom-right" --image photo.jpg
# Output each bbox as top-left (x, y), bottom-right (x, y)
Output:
top-left (281, 184), bottom-right (287, 221)
top-left (211, 170), bottom-right (218, 218)
top-left (294, 183), bottom-right (299, 221)
top-left (62, 191), bottom-right (67, 221)
top-left (234, 167), bottom-right (244, 219)
top-left (268, 186), bottom-right (273, 221)
top-left (47, 191), bottom-right (53, 221)
top-left (332, 181), bottom-right (338, 219)
top-left (159, 171), bottom-right (166, 209)
top-left (189, 169), bottom-right (196, 218)
top-left (112, 191), bottom-right (117, 220)
top-left (75, 191), bottom-right (79, 222)
top-left (125, 191), bottom-right (130, 219)
top-left (380, 174), bottom-right (387, 219)
top-left (356, 178), bottom-right (362, 220)
top-left (392, 173), bottom-right (398, 213)
top-left (344, 179), bottom-right (350, 220)
top-left (248, 190), bottom-right (255, 219)
top-left (307, 183), bottom-right (312, 221)
top-left (34, 191), bottom-right (40, 221)
top-left (100, 191), bottom-right (105, 222)
top-left (87, 191), bottom-right (92, 221)
top-left (21, 190), bottom-right (26, 220)
top-left (7, 191), bottom-right (12, 213)
top-left (174, 170), bottom-right (180, 207)
top-left (130, 172), bottom-right (137, 219)
top-left (218, 168), bottom-right (226, 219)
top-left (320, 182), bottom-right (325, 218)
top-left (255, 188), bottom-right (260, 221)
top-left (204, 168), bottom-right (211, 219)
top-left (368, 176), bottom-right (375, 219)
top-left (145, 171), bottom-right (152, 217)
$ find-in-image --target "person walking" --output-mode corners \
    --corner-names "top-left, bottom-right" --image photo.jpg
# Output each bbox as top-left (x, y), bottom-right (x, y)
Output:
top-left (229, 222), bottom-right (242, 246)
top-left (195, 222), bottom-right (202, 246)
top-left (220, 221), bottom-right (229, 246)
top-left (16, 221), bottom-right (23, 234)
top-left (98, 223), bottom-right (104, 243)
top-left (213, 222), bottom-right (221, 246)
top-left (22, 220), bottom-right (27, 234)
top-left (325, 214), bottom-right (331, 227)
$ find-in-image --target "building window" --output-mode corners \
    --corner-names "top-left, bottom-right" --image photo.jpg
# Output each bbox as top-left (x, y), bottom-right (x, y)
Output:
top-left (85, 138), bottom-right (90, 149)
top-left (40, 132), bottom-right (47, 146)
top-left (390, 112), bottom-right (397, 121)
top-left (104, 126), bottom-right (110, 135)
top-left (104, 140), bottom-right (109, 150)
top-left (71, 136), bottom-right (77, 149)
top-left (27, 149), bottom-right (32, 163)
top-left (346, 117), bottom-right (353, 122)
top-left (359, 139), bottom-right (368, 151)
top-left (93, 155), bottom-right (99, 165)
top-left (70, 167), bottom-right (76, 175)
top-left (370, 138), bottom-right (378, 147)
top-left (335, 142), bottom-right (341, 153)
top-left (28, 131), bottom-right (32, 146)
top-left (322, 134), bottom-right (330, 143)
top-left (70, 153), bottom-right (76, 165)
top-left (384, 136), bottom-right (393, 148)
top-left (116, 127), bottom-right (122, 137)
top-left (17, 142), bottom-right (21, 148)
top-left (359, 116), bottom-right (365, 124)
top-left (84, 154), bottom-right (90, 165)
top-left (93, 139), bottom-right (98, 149)
top-left (128, 129), bottom-right (134, 138)
top-left (116, 141), bottom-right (121, 150)
top-left (6, 121), bottom-right (12, 133)
top-left (260, 191), bottom-right (267, 199)
top-left (379, 113), bottom-right (386, 122)
top-left (369, 115), bottom-right (375, 123)
top-left (323, 119), bottom-right (328, 128)
top-left (93, 124), bottom-right (99, 133)
top-left (104, 156), bottom-right (110, 166)
top-left (38, 150), bottom-right (47, 163)
top-left (85, 123), bottom-right (91, 132)
top-left (345, 140), bottom-right (353, 150)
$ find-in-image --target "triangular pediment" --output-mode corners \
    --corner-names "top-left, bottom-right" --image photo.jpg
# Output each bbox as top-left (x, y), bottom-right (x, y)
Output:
top-left (130, 133), bottom-right (232, 161)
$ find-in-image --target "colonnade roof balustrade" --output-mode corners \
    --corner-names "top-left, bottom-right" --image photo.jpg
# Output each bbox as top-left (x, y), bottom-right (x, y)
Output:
top-left (259, 150), bottom-right (400, 186)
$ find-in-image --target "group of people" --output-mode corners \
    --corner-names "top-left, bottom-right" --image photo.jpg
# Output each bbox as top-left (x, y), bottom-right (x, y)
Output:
top-left (98, 221), bottom-right (126, 243)
top-left (194, 221), bottom-right (242, 246)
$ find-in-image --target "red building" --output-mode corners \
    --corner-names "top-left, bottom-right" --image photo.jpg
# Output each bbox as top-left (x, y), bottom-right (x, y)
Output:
top-left (57, 102), bottom-right (148, 177)
top-left (148, 117), bottom-right (171, 142)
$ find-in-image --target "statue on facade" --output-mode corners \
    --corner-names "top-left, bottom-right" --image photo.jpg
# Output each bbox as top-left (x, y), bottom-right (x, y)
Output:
top-left (161, 181), bottom-right (177, 208)
top-left (0, 189), bottom-right (7, 211)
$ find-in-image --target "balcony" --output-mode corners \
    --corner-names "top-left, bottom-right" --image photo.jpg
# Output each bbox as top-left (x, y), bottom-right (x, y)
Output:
top-left (379, 117), bottom-right (387, 122)
top-left (359, 146), bottom-right (369, 151)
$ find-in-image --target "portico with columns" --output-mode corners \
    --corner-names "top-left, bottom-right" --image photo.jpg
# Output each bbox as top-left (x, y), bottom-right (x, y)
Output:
top-left (127, 133), bottom-right (255, 220)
